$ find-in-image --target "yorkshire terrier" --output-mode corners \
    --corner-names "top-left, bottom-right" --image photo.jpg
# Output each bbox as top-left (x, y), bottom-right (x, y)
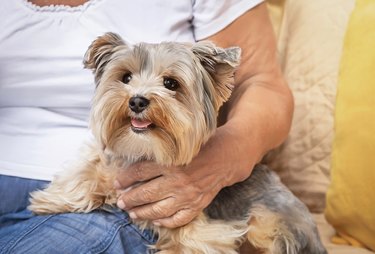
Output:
top-left (29, 32), bottom-right (327, 254)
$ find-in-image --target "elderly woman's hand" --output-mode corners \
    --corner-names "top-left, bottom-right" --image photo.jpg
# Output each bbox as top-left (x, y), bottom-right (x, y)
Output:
top-left (115, 161), bottom-right (217, 228)
top-left (115, 126), bottom-right (256, 229)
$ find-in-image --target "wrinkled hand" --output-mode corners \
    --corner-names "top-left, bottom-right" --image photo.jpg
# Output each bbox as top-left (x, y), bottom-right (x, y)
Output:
top-left (114, 126), bottom-right (259, 229)
top-left (114, 161), bottom-right (223, 229)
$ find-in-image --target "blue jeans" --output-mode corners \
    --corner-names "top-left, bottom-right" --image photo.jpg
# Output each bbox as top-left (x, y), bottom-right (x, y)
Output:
top-left (0, 175), bottom-right (157, 254)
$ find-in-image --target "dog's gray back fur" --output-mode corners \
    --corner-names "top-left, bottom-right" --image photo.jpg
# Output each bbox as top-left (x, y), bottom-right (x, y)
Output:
top-left (205, 164), bottom-right (327, 254)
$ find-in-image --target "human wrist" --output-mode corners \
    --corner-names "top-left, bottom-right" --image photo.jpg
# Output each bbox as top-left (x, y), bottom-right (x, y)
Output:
top-left (219, 121), bottom-right (265, 184)
top-left (189, 122), bottom-right (261, 189)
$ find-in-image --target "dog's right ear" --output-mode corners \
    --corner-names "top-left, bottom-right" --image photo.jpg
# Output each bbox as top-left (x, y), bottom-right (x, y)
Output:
top-left (83, 32), bottom-right (126, 83)
top-left (191, 41), bottom-right (241, 111)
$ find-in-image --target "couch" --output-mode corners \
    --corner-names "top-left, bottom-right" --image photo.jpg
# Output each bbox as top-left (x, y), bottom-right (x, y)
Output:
top-left (240, 0), bottom-right (375, 253)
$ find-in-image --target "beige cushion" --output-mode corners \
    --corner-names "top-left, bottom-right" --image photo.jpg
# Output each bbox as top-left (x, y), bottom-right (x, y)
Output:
top-left (264, 0), bottom-right (355, 212)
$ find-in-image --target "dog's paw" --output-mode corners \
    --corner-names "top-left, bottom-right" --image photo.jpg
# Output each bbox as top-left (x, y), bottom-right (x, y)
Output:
top-left (29, 187), bottom-right (105, 215)
top-left (28, 189), bottom-right (71, 214)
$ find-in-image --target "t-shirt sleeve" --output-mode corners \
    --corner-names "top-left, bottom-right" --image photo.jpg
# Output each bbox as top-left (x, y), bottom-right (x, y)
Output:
top-left (192, 0), bottom-right (264, 40)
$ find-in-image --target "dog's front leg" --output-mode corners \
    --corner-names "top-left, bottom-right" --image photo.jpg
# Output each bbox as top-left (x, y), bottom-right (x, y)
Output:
top-left (29, 152), bottom-right (117, 215)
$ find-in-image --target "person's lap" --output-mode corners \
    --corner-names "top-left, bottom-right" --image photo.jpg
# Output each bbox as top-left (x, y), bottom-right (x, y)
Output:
top-left (0, 175), bottom-right (156, 254)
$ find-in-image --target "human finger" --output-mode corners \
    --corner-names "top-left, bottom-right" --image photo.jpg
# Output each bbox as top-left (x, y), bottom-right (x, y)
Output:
top-left (117, 176), bottom-right (169, 209)
top-left (114, 161), bottom-right (162, 190)
top-left (153, 209), bottom-right (199, 228)
top-left (127, 197), bottom-right (177, 221)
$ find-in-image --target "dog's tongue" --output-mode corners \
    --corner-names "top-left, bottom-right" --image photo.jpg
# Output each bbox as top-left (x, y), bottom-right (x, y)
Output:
top-left (131, 118), bottom-right (152, 128)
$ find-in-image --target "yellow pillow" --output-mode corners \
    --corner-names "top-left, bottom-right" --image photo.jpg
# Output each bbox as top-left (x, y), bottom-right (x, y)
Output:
top-left (325, 0), bottom-right (375, 250)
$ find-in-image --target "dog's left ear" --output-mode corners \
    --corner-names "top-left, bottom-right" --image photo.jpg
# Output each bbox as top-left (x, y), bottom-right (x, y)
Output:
top-left (191, 41), bottom-right (241, 111)
top-left (83, 32), bottom-right (127, 84)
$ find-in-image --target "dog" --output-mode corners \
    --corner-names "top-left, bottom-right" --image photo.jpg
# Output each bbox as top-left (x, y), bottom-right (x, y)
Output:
top-left (29, 32), bottom-right (327, 254)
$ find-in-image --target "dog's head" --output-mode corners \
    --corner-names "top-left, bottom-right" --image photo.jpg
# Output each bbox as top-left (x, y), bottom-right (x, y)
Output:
top-left (84, 32), bottom-right (241, 165)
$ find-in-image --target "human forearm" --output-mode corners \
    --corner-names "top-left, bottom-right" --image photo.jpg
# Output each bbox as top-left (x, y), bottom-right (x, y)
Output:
top-left (204, 2), bottom-right (294, 185)
top-left (184, 73), bottom-right (293, 189)
top-left (219, 78), bottom-right (294, 185)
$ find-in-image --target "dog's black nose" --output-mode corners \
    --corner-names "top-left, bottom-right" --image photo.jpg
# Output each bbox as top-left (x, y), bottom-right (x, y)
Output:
top-left (129, 96), bottom-right (150, 113)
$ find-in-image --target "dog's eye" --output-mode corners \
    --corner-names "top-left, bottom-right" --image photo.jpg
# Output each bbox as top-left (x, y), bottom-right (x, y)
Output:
top-left (122, 73), bottom-right (132, 84)
top-left (163, 77), bottom-right (179, 91)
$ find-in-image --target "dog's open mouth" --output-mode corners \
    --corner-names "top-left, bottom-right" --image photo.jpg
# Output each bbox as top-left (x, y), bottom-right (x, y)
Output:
top-left (130, 118), bottom-right (155, 133)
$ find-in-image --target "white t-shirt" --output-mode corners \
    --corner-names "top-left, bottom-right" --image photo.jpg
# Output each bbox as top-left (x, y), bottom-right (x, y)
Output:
top-left (0, 0), bottom-right (263, 181)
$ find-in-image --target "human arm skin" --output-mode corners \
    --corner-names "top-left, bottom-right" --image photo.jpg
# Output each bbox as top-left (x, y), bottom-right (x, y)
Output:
top-left (115, 2), bottom-right (294, 228)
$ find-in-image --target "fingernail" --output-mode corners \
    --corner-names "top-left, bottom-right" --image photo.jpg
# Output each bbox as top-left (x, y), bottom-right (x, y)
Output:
top-left (123, 186), bottom-right (133, 193)
top-left (153, 221), bottom-right (161, 226)
top-left (129, 211), bottom-right (137, 219)
top-left (117, 199), bottom-right (126, 209)
top-left (113, 180), bottom-right (121, 189)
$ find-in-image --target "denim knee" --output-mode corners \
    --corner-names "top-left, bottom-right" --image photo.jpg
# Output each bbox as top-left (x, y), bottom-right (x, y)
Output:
top-left (0, 208), bottom-right (157, 254)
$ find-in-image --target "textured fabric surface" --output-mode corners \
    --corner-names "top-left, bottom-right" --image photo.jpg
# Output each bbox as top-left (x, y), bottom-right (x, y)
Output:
top-left (0, 176), bottom-right (156, 254)
top-left (266, 0), bottom-right (285, 37)
top-left (325, 0), bottom-right (375, 250)
top-left (313, 214), bottom-right (374, 254)
top-left (0, 209), bottom-right (156, 254)
top-left (264, 0), bottom-right (355, 213)
top-left (257, 1), bottom-right (374, 253)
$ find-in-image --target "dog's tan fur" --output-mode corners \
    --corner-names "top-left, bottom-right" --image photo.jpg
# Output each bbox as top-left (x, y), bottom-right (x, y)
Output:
top-left (247, 206), bottom-right (296, 254)
top-left (29, 33), bottom-right (327, 254)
